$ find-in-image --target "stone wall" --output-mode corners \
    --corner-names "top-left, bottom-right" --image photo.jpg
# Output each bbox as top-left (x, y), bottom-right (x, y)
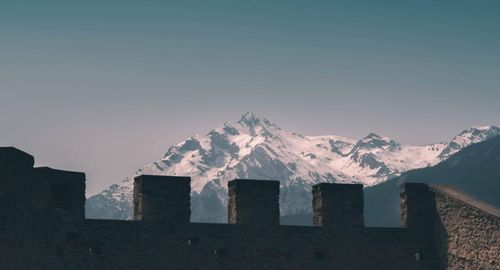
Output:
top-left (431, 185), bottom-right (499, 269)
top-left (1, 147), bottom-right (498, 270)
top-left (228, 179), bottom-right (280, 225)
top-left (400, 183), bottom-right (500, 270)
top-left (35, 167), bottom-right (86, 219)
top-left (58, 221), bottom-right (424, 270)
top-left (313, 183), bottom-right (364, 228)
top-left (133, 175), bottom-right (190, 224)
top-left (0, 147), bottom-right (82, 270)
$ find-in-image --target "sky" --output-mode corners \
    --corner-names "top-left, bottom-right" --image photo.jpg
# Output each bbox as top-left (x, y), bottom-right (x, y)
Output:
top-left (1, 1), bottom-right (499, 196)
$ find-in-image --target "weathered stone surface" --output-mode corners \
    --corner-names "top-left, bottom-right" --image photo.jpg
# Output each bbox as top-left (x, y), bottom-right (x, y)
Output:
top-left (60, 221), bottom-right (424, 270)
top-left (401, 183), bottom-right (500, 270)
top-left (431, 185), bottom-right (499, 270)
top-left (0, 147), bottom-right (498, 270)
top-left (313, 183), bottom-right (364, 228)
top-left (400, 183), bottom-right (437, 230)
top-left (0, 147), bottom-right (35, 198)
top-left (34, 167), bottom-right (86, 219)
top-left (0, 147), bottom-right (34, 170)
top-left (228, 179), bottom-right (280, 225)
top-left (133, 175), bottom-right (191, 224)
top-left (400, 183), bottom-right (442, 268)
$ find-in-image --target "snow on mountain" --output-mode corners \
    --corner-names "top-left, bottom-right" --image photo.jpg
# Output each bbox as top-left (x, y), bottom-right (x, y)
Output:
top-left (438, 125), bottom-right (500, 160)
top-left (85, 113), bottom-right (500, 222)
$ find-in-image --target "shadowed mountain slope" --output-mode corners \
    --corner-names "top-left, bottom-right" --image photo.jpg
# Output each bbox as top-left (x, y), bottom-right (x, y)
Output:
top-left (365, 135), bottom-right (500, 227)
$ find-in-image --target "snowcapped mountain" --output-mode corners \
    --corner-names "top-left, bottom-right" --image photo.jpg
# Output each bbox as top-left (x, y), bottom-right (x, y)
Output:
top-left (364, 134), bottom-right (500, 227)
top-left (438, 125), bottom-right (500, 160)
top-left (85, 113), bottom-right (500, 222)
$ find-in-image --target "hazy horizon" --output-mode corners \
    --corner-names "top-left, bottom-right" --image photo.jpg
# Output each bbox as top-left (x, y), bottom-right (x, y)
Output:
top-left (4, 111), bottom-right (499, 196)
top-left (1, 1), bottom-right (499, 195)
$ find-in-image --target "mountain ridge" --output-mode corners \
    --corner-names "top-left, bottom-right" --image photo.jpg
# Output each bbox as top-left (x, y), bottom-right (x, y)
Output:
top-left (364, 134), bottom-right (500, 227)
top-left (86, 113), bottom-right (500, 222)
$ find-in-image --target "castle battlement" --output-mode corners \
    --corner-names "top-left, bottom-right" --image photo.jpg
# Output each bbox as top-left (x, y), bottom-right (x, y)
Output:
top-left (133, 175), bottom-right (191, 224)
top-left (0, 147), bottom-right (498, 270)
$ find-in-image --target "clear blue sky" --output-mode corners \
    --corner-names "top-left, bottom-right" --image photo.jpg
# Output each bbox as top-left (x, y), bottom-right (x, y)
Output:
top-left (1, 1), bottom-right (499, 195)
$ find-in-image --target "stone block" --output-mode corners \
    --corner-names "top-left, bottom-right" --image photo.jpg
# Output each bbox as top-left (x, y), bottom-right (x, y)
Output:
top-left (0, 147), bottom-right (34, 170)
top-left (312, 183), bottom-right (364, 228)
top-left (228, 179), bottom-right (280, 225)
top-left (34, 167), bottom-right (86, 219)
top-left (133, 175), bottom-right (191, 224)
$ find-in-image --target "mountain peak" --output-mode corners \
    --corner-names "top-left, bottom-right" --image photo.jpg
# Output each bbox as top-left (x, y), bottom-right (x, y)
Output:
top-left (87, 119), bottom-right (500, 223)
top-left (360, 133), bottom-right (394, 144)
top-left (240, 111), bottom-right (260, 121)
top-left (365, 133), bottom-right (382, 139)
top-left (437, 124), bottom-right (500, 160)
top-left (352, 132), bottom-right (398, 153)
top-left (470, 125), bottom-right (500, 132)
top-left (456, 125), bottom-right (500, 138)
top-left (238, 112), bottom-right (275, 128)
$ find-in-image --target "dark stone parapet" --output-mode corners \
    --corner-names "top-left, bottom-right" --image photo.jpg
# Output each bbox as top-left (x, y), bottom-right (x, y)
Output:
top-left (0, 147), bottom-right (36, 201)
top-left (1, 146), bottom-right (499, 269)
top-left (400, 183), bottom-right (436, 230)
top-left (228, 179), bottom-right (280, 225)
top-left (133, 175), bottom-right (191, 224)
top-left (0, 147), bottom-right (34, 170)
top-left (430, 184), bottom-right (500, 217)
top-left (312, 183), bottom-right (364, 228)
top-left (401, 183), bottom-right (500, 269)
top-left (430, 185), bottom-right (500, 269)
top-left (34, 167), bottom-right (86, 219)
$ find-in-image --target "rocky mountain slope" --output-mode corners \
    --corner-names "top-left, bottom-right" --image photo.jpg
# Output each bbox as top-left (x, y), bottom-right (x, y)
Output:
top-left (86, 113), bottom-right (500, 222)
top-left (364, 134), bottom-right (500, 227)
